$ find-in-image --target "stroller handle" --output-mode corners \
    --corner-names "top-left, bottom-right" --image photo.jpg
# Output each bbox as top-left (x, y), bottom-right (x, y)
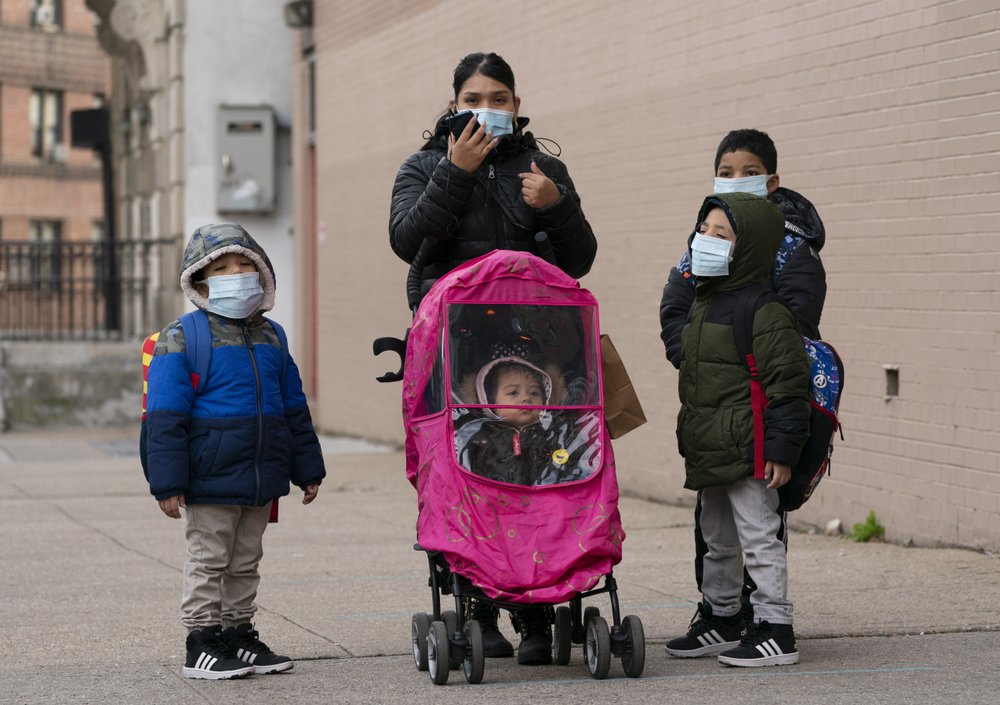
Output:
top-left (407, 237), bottom-right (437, 313)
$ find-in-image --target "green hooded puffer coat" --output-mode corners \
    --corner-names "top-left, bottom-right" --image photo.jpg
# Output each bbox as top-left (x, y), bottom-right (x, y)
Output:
top-left (677, 193), bottom-right (810, 490)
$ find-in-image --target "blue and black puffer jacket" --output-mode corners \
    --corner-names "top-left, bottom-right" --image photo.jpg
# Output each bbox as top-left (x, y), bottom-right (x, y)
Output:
top-left (143, 223), bottom-right (325, 505)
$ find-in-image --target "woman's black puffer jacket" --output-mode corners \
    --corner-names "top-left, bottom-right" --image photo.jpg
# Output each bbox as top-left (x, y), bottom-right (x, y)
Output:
top-left (389, 121), bottom-right (597, 290)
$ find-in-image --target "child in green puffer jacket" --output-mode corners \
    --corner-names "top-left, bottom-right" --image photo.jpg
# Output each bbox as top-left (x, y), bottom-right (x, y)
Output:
top-left (666, 192), bottom-right (810, 668)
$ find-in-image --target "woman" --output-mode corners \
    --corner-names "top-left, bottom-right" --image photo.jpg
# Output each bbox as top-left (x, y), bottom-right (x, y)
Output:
top-left (389, 52), bottom-right (598, 666)
top-left (389, 52), bottom-right (597, 295)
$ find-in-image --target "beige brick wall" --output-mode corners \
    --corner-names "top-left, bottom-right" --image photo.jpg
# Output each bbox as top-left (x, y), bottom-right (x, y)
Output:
top-left (303, 0), bottom-right (1000, 550)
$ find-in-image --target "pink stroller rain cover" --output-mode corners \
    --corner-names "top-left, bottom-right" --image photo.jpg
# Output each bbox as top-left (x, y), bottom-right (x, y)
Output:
top-left (403, 250), bottom-right (624, 605)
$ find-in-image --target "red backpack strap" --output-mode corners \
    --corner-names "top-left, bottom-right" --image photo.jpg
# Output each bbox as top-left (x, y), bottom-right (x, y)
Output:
top-left (732, 285), bottom-right (772, 480)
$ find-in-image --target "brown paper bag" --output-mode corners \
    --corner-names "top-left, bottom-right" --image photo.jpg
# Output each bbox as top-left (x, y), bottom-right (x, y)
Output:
top-left (600, 334), bottom-right (647, 439)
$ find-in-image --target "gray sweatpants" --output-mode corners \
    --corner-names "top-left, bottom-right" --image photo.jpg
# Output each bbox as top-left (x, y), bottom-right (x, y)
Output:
top-left (181, 503), bottom-right (272, 630)
top-left (699, 477), bottom-right (792, 625)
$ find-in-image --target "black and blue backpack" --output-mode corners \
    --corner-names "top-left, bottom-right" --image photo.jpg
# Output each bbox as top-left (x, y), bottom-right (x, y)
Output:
top-left (733, 284), bottom-right (845, 512)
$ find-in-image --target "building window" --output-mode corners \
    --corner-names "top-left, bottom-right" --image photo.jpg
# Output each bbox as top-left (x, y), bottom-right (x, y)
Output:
top-left (30, 0), bottom-right (62, 31)
top-left (30, 89), bottom-right (64, 161)
top-left (29, 220), bottom-right (62, 289)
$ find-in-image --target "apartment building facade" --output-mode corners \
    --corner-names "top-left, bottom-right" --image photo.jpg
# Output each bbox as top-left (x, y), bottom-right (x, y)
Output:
top-left (86, 0), bottom-right (297, 335)
top-left (0, 0), bottom-right (110, 328)
top-left (289, 1), bottom-right (1000, 551)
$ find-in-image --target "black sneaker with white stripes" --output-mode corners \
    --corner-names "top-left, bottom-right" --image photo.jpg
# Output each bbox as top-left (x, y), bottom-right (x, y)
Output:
top-left (222, 623), bottom-right (294, 674)
top-left (182, 626), bottom-right (253, 680)
top-left (718, 620), bottom-right (799, 667)
top-left (664, 601), bottom-right (746, 658)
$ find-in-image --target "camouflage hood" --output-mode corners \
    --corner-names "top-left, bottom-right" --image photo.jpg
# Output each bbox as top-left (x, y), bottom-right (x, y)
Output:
top-left (179, 223), bottom-right (276, 313)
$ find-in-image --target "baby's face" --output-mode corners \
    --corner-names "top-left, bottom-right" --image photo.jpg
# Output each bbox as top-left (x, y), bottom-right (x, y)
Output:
top-left (494, 367), bottom-right (545, 425)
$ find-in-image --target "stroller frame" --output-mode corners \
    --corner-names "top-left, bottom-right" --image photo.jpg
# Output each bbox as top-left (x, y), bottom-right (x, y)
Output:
top-left (411, 542), bottom-right (645, 684)
top-left (378, 240), bottom-right (646, 684)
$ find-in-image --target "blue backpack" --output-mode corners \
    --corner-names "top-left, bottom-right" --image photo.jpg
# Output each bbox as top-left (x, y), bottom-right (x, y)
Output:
top-left (174, 310), bottom-right (289, 393)
top-left (733, 285), bottom-right (845, 512)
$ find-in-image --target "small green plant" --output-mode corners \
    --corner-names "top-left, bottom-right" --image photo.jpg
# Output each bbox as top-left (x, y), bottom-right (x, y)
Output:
top-left (850, 511), bottom-right (885, 542)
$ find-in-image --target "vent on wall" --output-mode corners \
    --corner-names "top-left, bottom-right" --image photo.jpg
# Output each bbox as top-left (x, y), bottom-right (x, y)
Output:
top-left (883, 365), bottom-right (899, 401)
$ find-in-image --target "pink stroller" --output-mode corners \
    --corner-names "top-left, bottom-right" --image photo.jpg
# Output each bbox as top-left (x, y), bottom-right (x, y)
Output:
top-left (377, 247), bottom-right (645, 684)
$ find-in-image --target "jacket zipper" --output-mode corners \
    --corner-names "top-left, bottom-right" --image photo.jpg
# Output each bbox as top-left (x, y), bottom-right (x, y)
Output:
top-left (486, 162), bottom-right (508, 249)
top-left (242, 324), bottom-right (264, 505)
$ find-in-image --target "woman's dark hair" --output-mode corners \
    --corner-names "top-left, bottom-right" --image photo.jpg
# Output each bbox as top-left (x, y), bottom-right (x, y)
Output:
top-left (452, 52), bottom-right (516, 98)
top-left (714, 129), bottom-right (778, 174)
top-left (420, 52), bottom-right (517, 150)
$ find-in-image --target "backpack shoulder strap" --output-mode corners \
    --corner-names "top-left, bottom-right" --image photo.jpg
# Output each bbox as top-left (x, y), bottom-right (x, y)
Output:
top-left (179, 310), bottom-right (212, 393)
top-left (140, 331), bottom-right (160, 418)
top-left (264, 317), bottom-right (290, 395)
top-left (732, 283), bottom-right (774, 481)
top-left (732, 283), bottom-right (774, 366)
top-left (772, 232), bottom-right (804, 281)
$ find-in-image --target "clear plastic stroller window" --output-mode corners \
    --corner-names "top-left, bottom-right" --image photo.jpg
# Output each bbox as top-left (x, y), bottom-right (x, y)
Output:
top-left (447, 303), bottom-right (602, 486)
top-left (411, 330), bottom-right (446, 418)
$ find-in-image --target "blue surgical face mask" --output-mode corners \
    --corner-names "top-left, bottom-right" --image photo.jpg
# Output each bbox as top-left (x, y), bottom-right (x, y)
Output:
top-left (714, 174), bottom-right (772, 198)
top-left (690, 233), bottom-right (734, 277)
top-left (205, 271), bottom-right (263, 319)
top-left (471, 108), bottom-right (515, 137)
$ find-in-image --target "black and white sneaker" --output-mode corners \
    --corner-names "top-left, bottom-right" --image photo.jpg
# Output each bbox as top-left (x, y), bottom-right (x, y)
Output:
top-left (664, 602), bottom-right (745, 658)
top-left (182, 626), bottom-right (254, 679)
top-left (222, 623), bottom-right (294, 674)
top-left (718, 620), bottom-right (799, 667)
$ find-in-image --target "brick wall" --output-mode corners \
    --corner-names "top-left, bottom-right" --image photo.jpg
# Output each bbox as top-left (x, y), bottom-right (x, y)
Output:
top-left (304, 0), bottom-right (1000, 550)
top-left (1, 0), bottom-right (95, 34)
top-left (0, 0), bottom-right (107, 243)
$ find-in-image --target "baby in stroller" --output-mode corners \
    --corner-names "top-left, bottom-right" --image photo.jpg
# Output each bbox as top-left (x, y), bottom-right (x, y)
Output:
top-left (457, 355), bottom-right (599, 487)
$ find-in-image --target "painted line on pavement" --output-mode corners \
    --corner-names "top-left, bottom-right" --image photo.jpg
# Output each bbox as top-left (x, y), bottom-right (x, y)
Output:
top-left (477, 665), bottom-right (940, 688)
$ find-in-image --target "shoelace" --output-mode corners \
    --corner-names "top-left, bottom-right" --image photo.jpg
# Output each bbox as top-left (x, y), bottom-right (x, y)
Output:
top-left (686, 603), bottom-right (713, 634)
top-left (740, 621), bottom-right (768, 646)
top-left (201, 632), bottom-right (238, 659)
top-left (517, 609), bottom-right (550, 635)
top-left (233, 628), bottom-right (273, 654)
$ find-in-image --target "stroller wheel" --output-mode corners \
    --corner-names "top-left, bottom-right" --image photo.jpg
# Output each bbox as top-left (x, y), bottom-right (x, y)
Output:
top-left (411, 612), bottom-right (431, 671)
top-left (584, 615), bottom-right (611, 680)
top-left (553, 606), bottom-right (573, 665)
top-left (427, 621), bottom-right (450, 685)
top-left (463, 619), bottom-right (485, 684)
top-left (578, 605), bottom-right (601, 643)
top-left (442, 610), bottom-right (462, 670)
top-left (620, 615), bottom-right (645, 678)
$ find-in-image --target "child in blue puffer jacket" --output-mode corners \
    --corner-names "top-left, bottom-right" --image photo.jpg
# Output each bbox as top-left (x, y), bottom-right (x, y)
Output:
top-left (143, 222), bottom-right (326, 680)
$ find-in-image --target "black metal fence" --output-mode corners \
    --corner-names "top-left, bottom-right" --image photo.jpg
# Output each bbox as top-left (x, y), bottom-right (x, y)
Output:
top-left (0, 239), bottom-right (171, 341)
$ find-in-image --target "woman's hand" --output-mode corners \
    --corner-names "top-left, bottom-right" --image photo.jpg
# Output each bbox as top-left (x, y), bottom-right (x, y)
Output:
top-left (765, 461), bottom-right (792, 489)
top-left (519, 161), bottom-right (561, 209)
top-left (302, 484), bottom-right (320, 505)
top-left (158, 494), bottom-right (186, 519)
top-left (448, 117), bottom-right (498, 173)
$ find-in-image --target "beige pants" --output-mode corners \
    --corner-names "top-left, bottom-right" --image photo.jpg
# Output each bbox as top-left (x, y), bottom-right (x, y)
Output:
top-left (181, 503), bottom-right (271, 630)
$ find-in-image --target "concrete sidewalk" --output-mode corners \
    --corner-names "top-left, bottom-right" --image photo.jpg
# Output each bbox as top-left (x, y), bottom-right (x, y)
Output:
top-left (1, 425), bottom-right (999, 704)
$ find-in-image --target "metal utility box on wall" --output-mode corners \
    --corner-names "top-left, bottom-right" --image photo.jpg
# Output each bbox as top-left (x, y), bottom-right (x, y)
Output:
top-left (216, 105), bottom-right (276, 213)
